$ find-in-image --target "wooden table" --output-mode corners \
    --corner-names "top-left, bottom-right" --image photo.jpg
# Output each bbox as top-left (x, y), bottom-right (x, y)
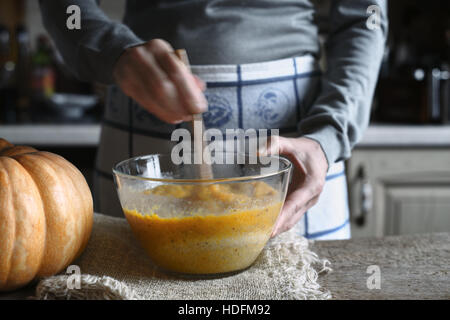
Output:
top-left (311, 232), bottom-right (450, 299)
top-left (1, 232), bottom-right (449, 300)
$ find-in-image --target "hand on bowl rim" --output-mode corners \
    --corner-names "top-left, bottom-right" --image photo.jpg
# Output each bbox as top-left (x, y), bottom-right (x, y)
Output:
top-left (258, 135), bottom-right (328, 238)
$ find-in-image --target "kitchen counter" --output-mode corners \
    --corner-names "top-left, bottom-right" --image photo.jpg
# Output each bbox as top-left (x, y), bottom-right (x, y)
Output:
top-left (356, 124), bottom-right (450, 147)
top-left (0, 124), bottom-right (101, 147)
top-left (1, 124), bottom-right (450, 147)
top-left (1, 232), bottom-right (448, 300)
top-left (311, 232), bottom-right (450, 299)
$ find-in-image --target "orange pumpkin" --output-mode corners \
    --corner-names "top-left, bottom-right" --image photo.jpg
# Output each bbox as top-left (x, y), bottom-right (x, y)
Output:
top-left (0, 138), bottom-right (93, 291)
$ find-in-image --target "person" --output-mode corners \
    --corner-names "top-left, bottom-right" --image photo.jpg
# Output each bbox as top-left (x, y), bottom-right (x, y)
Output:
top-left (39, 0), bottom-right (387, 240)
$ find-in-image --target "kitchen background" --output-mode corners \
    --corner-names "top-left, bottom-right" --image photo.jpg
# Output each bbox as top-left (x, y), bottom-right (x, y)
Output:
top-left (0, 0), bottom-right (449, 238)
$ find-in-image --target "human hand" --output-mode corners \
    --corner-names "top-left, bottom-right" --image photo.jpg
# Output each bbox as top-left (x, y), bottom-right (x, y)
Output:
top-left (259, 136), bottom-right (328, 237)
top-left (113, 39), bottom-right (208, 124)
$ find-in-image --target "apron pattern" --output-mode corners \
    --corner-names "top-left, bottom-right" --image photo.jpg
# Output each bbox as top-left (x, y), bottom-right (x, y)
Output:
top-left (254, 87), bottom-right (292, 127)
top-left (203, 93), bottom-right (234, 128)
top-left (95, 56), bottom-right (351, 240)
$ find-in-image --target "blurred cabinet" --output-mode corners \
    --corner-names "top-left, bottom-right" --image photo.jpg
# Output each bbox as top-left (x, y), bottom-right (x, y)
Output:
top-left (347, 148), bottom-right (450, 238)
top-left (0, 0), bottom-right (25, 29)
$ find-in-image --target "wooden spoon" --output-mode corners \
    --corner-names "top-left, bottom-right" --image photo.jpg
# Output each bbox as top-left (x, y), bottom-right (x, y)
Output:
top-left (175, 49), bottom-right (213, 179)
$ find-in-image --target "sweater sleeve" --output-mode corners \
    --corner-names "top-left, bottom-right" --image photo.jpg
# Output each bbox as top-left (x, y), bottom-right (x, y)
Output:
top-left (299, 0), bottom-right (388, 167)
top-left (39, 0), bottom-right (145, 84)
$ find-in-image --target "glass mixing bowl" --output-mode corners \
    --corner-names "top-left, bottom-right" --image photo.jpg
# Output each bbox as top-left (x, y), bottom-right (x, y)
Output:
top-left (113, 153), bottom-right (292, 277)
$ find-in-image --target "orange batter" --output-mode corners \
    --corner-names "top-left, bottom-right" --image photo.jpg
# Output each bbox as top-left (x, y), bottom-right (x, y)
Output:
top-left (123, 182), bottom-right (282, 275)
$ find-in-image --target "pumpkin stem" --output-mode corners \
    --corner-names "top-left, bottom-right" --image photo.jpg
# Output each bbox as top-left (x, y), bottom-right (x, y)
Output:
top-left (0, 139), bottom-right (38, 156)
top-left (0, 138), bottom-right (14, 154)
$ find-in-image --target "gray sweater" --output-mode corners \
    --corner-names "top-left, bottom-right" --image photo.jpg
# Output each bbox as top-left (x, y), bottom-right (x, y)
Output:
top-left (39, 0), bottom-right (388, 166)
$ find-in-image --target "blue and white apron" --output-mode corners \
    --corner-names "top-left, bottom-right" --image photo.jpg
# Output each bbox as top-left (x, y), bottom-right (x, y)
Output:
top-left (94, 55), bottom-right (351, 240)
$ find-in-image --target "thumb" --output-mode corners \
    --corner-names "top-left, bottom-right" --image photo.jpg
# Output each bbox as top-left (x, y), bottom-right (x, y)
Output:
top-left (258, 135), bottom-right (290, 156)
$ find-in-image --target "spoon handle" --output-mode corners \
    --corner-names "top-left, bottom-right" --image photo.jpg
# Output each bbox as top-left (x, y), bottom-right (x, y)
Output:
top-left (175, 49), bottom-right (213, 179)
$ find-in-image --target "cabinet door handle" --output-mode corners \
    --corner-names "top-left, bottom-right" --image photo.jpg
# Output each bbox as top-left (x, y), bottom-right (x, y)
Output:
top-left (354, 166), bottom-right (373, 227)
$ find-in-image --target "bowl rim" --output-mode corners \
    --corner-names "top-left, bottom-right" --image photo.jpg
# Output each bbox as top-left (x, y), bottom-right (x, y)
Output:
top-left (112, 152), bottom-right (292, 184)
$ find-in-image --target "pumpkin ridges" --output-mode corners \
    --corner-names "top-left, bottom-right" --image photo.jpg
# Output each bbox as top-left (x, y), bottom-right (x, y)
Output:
top-left (37, 152), bottom-right (93, 260)
top-left (12, 153), bottom-right (78, 277)
top-left (0, 157), bottom-right (46, 292)
top-left (32, 152), bottom-right (93, 268)
top-left (0, 160), bottom-right (15, 288)
top-left (0, 138), bottom-right (93, 291)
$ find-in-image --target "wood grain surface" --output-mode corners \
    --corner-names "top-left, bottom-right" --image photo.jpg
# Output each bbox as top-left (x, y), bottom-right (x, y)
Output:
top-left (311, 232), bottom-right (450, 299)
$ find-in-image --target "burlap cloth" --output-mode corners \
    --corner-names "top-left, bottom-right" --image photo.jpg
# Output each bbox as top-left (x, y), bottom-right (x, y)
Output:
top-left (34, 213), bottom-right (332, 300)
